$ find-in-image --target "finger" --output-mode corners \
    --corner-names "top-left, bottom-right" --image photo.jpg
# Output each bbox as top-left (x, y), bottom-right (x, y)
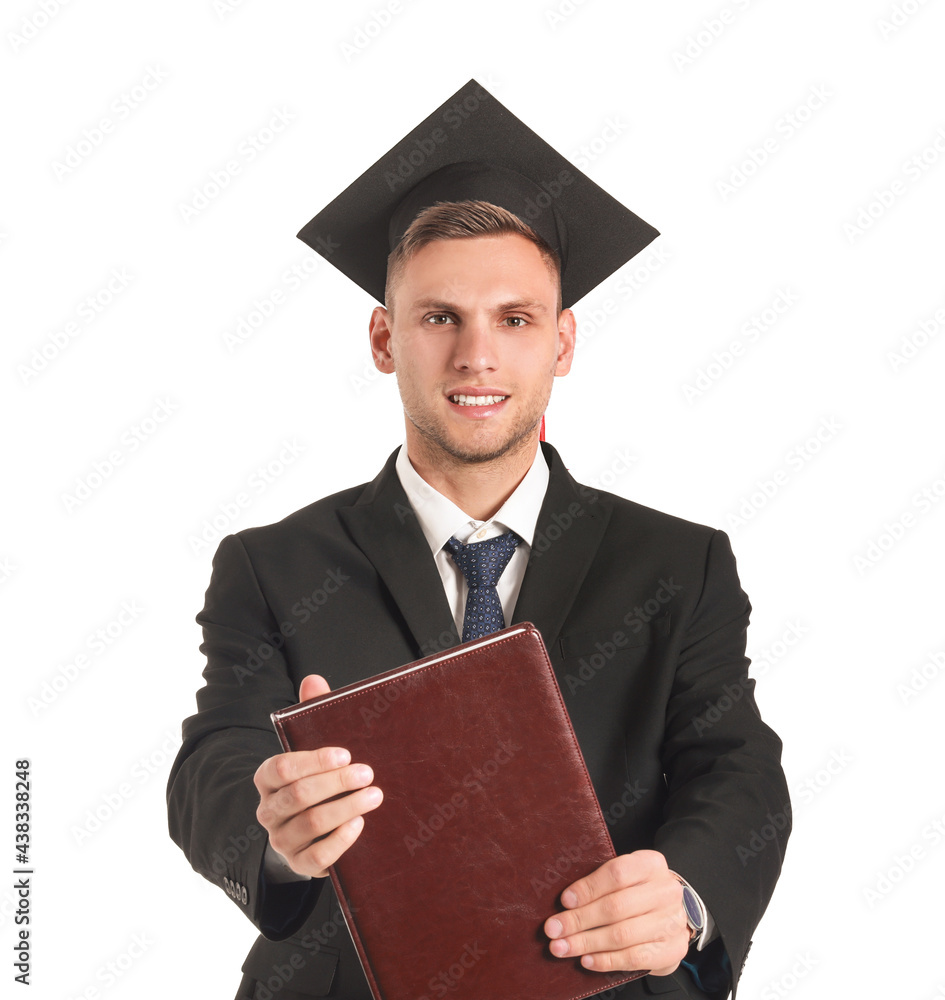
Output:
top-left (253, 746), bottom-right (351, 796)
top-left (289, 814), bottom-right (367, 878)
top-left (278, 782), bottom-right (383, 847)
top-left (559, 850), bottom-right (667, 909)
top-left (299, 673), bottom-right (330, 702)
top-left (274, 785), bottom-right (384, 874)
top-left (545, 878), bottom-right (674, 942)
top-left (576, 922), bottom-right (689, 976)
top-left (258, 761), bottom-right (377, 829)
top-left (547, 912), bottom-right (652, 961)
top-left (547, 897), bottom-right (688, 962)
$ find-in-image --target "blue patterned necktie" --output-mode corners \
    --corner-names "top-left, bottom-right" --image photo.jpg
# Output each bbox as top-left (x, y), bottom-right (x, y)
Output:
top-left (444, 530), bottom-right (521, 643)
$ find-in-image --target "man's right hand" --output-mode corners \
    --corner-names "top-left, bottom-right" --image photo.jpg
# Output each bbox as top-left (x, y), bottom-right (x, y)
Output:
top-left (254, 674), bottom-right (383, 878)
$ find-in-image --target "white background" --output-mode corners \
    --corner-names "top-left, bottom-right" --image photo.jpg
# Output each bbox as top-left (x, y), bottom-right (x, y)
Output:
top-left (4, 0), bottom-right (944, 997)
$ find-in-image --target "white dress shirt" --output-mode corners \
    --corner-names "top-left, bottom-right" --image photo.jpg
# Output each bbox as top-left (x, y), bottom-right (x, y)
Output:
top-left (394, 441), bottom-right (548, 635)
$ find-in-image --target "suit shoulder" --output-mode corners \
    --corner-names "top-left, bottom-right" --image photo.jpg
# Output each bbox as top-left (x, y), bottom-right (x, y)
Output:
top-left (232, 480), bottom-right (370, 550)
top-left (544, 443), bottom-right (723, 547)
top-left (586, 486), bottom-right (746, 604)
top-left (592, 485), bottom-right (721, 544)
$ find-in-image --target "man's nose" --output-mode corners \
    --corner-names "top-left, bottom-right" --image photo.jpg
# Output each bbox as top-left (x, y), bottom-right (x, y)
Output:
top-left (452, 318), bottom-right (498, 373)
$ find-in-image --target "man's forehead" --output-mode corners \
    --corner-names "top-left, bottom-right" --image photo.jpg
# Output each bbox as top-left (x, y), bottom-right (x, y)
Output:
top-left (393, 235), bottom-right (559, 308)
top-left (404, 231), bottom-right (550, 267)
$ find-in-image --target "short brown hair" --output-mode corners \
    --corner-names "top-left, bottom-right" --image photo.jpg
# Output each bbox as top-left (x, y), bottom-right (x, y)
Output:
top-left (385, 200), bottom-right (562, 313)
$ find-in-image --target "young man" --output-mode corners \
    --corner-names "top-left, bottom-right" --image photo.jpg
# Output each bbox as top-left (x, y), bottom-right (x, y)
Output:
top-left (167, 82), bottom-right (789, 1000)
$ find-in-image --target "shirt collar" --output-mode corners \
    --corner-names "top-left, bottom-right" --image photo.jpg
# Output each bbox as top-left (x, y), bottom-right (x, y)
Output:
top-left (395, 442), bottom-right (549, 557)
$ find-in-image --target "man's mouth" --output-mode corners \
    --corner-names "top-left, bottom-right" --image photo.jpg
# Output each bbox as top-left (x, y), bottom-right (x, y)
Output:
top-left (448, 394), bottom-right (508, 406)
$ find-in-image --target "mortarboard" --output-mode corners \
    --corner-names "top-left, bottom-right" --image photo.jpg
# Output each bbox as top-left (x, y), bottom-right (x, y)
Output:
top-left (297, 79), bottom-right (659, 310)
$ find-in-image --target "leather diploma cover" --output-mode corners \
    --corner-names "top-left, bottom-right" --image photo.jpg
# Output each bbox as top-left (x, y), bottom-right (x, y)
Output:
top-left (271, 622), bottom-right (647, 1000)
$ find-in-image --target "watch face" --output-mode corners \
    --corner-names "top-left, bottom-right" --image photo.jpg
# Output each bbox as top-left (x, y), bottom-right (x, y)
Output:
top-left (681, 885), bottom-right (704, 929)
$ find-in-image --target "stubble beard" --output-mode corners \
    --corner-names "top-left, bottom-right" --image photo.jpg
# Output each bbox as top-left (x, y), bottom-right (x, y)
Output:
top-left (399, 378), bottom-right (553, 470)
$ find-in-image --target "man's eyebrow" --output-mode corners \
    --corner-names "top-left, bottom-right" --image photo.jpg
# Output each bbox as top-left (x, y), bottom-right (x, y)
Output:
top-left (407, 298), bottom-right (550, 313)
top-left (495, 299), bottom-right (549, 314)
top-left (409, 298), bottom-right (459, 312)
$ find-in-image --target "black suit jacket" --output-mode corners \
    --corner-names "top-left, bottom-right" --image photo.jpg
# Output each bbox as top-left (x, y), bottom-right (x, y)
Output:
top-left (167, 443), bottom-right (789, 999)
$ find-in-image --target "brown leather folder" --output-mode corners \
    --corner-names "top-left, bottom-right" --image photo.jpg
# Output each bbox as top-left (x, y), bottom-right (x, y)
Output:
top-left (271, 622), bottom-right (647, 1000)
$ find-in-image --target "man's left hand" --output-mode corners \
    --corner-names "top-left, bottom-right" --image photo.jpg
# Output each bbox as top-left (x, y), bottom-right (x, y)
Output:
top-left (543, 849), bottom-right (691, 976)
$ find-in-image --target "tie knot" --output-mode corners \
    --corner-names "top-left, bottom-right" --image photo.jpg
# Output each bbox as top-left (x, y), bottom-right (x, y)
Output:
top-left (444, 530), bottom-right (520, 590)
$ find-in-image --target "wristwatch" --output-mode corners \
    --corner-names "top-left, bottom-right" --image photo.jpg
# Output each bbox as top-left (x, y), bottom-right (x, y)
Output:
top-left (669, 871), bottom-right (705, 943)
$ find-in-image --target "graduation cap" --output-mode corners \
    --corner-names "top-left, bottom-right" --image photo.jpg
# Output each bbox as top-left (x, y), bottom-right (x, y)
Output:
top-left (297, 79), bottom-right (658, 309)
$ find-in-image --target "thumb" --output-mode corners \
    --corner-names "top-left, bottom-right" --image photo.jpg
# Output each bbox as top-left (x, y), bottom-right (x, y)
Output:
top-left (299, 674), bottom-right (331, 703)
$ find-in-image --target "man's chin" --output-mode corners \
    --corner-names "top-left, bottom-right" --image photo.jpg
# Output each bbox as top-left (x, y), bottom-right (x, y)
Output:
top-left (419, 423), bottom-right (539, 466)
top-left (445, 445), bottom-right (514, 465)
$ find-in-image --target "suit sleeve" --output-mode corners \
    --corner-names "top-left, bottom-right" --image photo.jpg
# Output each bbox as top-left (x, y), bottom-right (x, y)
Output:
top-left (166, 533), bottom-right (323, 939)
top-left (654, 529), bottom-right (790, 997)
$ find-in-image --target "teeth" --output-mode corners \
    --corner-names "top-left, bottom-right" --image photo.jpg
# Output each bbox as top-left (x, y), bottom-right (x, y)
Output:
top-left (450, 394), bottom-right (507, 406)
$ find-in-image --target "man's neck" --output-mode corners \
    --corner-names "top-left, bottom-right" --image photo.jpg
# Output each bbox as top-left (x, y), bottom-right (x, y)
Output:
top-left (404, 433), bottom-right (540, 522)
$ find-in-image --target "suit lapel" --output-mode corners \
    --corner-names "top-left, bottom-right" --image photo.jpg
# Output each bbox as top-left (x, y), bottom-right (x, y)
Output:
top-left (513, 443), bottom-right (612, 652)
top-left (338, 449), bottom-right (460, 656)
top-left (339, 444), bottom-right (610, 659)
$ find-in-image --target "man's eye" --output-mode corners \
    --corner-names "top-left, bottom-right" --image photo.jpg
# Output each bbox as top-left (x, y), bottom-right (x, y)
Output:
top-left (504, 316), bottom-right (527, 327)
top-left (425, 314), bottom-right (454, 325)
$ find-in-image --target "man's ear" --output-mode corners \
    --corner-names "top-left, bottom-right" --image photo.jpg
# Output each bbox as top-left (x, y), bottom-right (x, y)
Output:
top-left (555, 308), bottom-right (576, 376)
top-left (369, 306), bottom-right (396, 373)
